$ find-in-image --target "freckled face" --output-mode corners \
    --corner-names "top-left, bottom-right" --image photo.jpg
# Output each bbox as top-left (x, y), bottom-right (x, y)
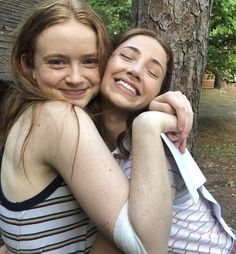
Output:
top-left (32, 19), bottom-right (100, 108)
top-left (100, 35), bottom-right (168, 112)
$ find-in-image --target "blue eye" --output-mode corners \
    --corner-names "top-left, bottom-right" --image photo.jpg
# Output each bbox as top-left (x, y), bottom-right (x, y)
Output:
top-left (48, 59), bottom-right (66, 68)
top-left (83, 58), bottom-right (98, 67)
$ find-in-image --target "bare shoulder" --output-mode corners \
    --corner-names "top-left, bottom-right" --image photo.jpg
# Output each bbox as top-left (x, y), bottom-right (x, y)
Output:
top-left (32, 101), bottom-right (97, 165)
top-left (37, 101), bottom-right (86, 121)
top-left (35, 101), bottom-right (93, 132)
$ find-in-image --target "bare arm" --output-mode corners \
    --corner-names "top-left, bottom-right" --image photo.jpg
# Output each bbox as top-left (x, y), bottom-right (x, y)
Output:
top-left (90, 234), bottom-right (124, 254)
top-left (0, 245), bottom-right (8, 254)
top-left (89, 112), bottom-right (178, 254)
top-left (40, 103), bottom-right (128, 239)
top-left (0, 234), bottom-right (7, 254)
top-left (129, 112), bottom-right (177, 253)
top-left (37, 102), bottom-right (176, 252)
top-left (89, 113), bottom-right (176, 254)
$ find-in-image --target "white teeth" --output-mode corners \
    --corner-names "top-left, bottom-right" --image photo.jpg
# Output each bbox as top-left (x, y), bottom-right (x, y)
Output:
top-left (117, 80), bottom-right (137, 95)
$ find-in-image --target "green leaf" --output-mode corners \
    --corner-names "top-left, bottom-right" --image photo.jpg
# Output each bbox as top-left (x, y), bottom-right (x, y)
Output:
top-left (84, 0), bottom-right (131, 38)
top-left (206, 0), bottom-right (236, 82)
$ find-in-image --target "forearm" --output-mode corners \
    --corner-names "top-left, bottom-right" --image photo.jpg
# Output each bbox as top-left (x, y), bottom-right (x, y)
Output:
top-left (0, 237), bottom-right (3, 248)
top-left (90, 234), bottom-right (124, 254)
top-left (47, 105), bottom-right (172, 253)
top-left (0, 235), bottom-right (6, 253)
top-left (0, 245), bottom-right (8, 254)
top-left (129, 112), bottom-right (177, 253)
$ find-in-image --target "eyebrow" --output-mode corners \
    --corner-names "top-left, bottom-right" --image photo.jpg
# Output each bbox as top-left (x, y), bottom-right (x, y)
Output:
top-left (122, 46), bottom-right (164, 73)
top-left (43, 52), bottom-right (98, 59)
top-left (82, 53), bottom-right (98, 58)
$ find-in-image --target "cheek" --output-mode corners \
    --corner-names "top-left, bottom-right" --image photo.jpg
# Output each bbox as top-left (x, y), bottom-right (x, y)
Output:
top-left (34, 69), bottom-right (60, 88)
top-left (88, 68), bottom-right (101, 86)
top-left (154, 84), bottom-right (162, 96)
top-left (146, 80), bottom-right (162, 98)
top-left (92, 81), bottom-right (100, 93)
top-left (98, 63), bottom-right (118, 94)
top-left (99, 75), bottom-right (113, 99)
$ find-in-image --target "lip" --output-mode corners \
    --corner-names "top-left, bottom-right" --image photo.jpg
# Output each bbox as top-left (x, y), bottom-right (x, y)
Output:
top-left (59, 88), bottom-right (87, 99)
top-left (114, 77), bottom-right (140, 96)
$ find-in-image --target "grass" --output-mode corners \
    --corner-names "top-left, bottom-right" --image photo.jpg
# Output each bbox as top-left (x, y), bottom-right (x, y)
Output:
top-left (195, 85), bottom-right (236, 228)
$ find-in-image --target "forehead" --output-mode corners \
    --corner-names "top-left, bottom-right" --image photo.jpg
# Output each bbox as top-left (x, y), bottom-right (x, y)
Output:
top-left (35, 19), bottom-right (97, 54)
top-left (116, 35), bottom-right (167, 58)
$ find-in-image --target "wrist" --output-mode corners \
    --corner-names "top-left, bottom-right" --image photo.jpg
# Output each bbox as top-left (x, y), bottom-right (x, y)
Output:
top-left (133, 112), bottom-right (163, 133)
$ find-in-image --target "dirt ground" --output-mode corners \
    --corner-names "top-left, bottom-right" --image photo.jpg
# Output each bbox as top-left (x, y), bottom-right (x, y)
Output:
top-left (195, 85), bottom-right (236, 229)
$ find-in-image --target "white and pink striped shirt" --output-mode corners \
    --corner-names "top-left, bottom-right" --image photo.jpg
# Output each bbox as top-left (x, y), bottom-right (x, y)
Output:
top-left (114, 134), bottom-right (235, 253)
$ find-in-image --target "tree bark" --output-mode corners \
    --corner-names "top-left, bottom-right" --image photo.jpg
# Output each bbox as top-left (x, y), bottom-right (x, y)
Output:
top-left (214, 73), bottom-right (221, 89)
top-left (131, 0), bottom-right (213, 154)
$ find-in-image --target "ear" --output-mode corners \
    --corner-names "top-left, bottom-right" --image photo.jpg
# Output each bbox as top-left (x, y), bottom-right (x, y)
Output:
top-left (21, 54), bottom-right (36, 79)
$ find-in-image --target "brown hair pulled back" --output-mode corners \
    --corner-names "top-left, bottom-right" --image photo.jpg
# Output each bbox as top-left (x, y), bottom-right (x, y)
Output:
top-left (113, 28), bottom-right (174, 159)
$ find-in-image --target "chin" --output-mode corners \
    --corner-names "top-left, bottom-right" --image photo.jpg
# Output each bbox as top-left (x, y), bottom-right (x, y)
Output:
top-left (77, 101), bottom-right (87, 109)
top-left (67, 99), bottom-right (86, 109)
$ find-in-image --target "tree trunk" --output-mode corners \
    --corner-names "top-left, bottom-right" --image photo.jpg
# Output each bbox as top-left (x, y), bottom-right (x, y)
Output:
top-left (214, 73), bottom-right (221, 89)
top-left (131, 0), bottom-right (213, 154)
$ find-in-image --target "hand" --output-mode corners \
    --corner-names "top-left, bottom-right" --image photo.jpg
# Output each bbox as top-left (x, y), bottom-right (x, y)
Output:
top-left (149, 91), bottom-right (193, 153)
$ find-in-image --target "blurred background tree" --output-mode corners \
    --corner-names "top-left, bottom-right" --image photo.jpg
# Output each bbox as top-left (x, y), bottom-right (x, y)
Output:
top-left (83, 0), bottom-right (235, 151)
top-left (206, 0), bottom-right (236, 87)
top-left (84, 0), bottom-right (131, 38)
top-left (85, 0), bottom-right (236, 87)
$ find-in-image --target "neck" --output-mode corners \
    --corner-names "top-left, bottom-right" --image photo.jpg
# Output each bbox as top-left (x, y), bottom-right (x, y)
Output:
top-left (100, 100), bottom-right (129, 151)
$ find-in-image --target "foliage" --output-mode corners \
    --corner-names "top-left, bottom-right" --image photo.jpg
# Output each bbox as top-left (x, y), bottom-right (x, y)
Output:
top-left (85, 0), bottom-right (235, 82)
top-left (84, 0), bottom-right (131, 38)
top-left (206, 0), bottom-right (236, 82)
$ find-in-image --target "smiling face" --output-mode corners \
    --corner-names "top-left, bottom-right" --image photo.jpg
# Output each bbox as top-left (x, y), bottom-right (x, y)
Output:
top-left (32, 18), bottom-right (100, 108)
top-left (100, 35), bottom-right (168, 112)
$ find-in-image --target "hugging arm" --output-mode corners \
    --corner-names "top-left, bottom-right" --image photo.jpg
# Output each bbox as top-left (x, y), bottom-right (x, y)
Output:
top-left (149, 91), bottom-right (193, 153)
top-left (38, 102), bottom-right (174, 253)
top-left (129, 112), bottom-right (178, 253)
top-left (0, 234), bottom-right (6, 254)
top-left (91, 112), bottom-right (179, 253)
top-left (39, 102), bottom-right (128, 240)
top-left (90, 234), bottom-right (124, 254)
top-left (0, 245), bottom-right (7, 254)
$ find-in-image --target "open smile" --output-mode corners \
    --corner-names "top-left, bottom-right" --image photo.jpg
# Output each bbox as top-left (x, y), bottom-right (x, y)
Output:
top-left (115, 79), bottom-right (139, 96)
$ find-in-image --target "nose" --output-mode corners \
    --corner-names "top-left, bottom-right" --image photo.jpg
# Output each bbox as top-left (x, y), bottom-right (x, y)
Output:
top-left (127, 62), bottom-right (143, 82)
top-left (65, 65), bottom-right (84, 86)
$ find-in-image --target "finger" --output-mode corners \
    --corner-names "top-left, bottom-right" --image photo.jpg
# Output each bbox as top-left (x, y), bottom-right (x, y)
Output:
top-left (166, 130), bottom-right (187, 153)
top-left (150, 91), bottom-right (193, 140)
top-left (177, 96), bottom-right (193, 140)
top-left (166, 132), bottom-right (181, 142)
top-left (178, 139), bottom-right (187, 154)
top-left (185, 96), bottom-right (194, 135)
top-left (174, 105), bottom-right (187, 135)
top-left (171, 138), bottom-right (187, 154)
top-left (155, 91), bottom-right (189, 135)
top-left (149, 100), bottom-right (176, 115)
top-left (174, 94), bottom-right (193, 139)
